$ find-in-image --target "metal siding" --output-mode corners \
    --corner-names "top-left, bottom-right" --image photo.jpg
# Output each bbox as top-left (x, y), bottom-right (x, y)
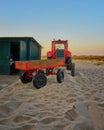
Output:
top-left (20, 40), bottom-right (27, 61)
top-left (39, 47), bottom-right (41, 59)
top-left (0, 38), bottom-right (41, 74)
top-left (29, 41), bottom-right (41, 60)
top-left (0, 42), bottom-right (10, 74)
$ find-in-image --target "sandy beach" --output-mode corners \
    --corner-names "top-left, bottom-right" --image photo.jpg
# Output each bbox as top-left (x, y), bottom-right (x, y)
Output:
top-left (0, 60), bottom-right (104, 130)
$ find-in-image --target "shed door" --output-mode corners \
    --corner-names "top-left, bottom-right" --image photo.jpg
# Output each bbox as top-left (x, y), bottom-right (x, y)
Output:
top-left (20, 40), bottom-right (27, 60)
top-left (0, 42), bottom-right (10, 74)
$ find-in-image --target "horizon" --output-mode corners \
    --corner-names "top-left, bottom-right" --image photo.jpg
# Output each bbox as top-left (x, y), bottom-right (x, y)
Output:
top-left (0, 0), bottom-right (104, 55)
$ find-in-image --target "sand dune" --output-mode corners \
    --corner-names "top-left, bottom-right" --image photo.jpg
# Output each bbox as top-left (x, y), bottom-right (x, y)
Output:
top-left (0, 60), bottom-right (104, 130)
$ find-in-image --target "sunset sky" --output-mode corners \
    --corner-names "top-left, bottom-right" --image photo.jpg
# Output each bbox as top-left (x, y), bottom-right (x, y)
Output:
top-left (0, 0), bottom-right (104, 55)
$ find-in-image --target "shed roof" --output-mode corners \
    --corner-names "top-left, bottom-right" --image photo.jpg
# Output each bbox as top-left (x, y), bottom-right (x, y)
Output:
top-left (0, 37), bottom-right (42, 48)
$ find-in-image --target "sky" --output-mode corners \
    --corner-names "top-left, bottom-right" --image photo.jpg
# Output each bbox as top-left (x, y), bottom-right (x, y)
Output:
top-left (0, 0), bottom-right (104, 55)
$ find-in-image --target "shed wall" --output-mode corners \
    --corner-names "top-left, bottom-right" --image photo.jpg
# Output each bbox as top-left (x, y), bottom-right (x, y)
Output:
top-left (0, 38), bottom-right (41, 75)
top-left (29, 41), bottom-right (41, 60)
top-left (0, 42), bottom-right (10, 74)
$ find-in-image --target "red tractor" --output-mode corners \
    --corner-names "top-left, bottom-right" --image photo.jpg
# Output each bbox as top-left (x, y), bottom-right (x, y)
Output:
top-left (47, 39), bottom-right (75, 76)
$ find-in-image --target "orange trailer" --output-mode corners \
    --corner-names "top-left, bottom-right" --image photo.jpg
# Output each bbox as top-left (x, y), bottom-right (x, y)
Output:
top-left (15, 59), bottom-right (66, 89)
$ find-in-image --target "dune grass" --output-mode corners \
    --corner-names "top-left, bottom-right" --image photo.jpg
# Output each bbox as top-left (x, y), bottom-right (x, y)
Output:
top-left (72, 55), bottom-right (104, 61)
top-left (41, 55), bottom-right (104, 65)
top-left (72, 55), bottom-right (104, 65)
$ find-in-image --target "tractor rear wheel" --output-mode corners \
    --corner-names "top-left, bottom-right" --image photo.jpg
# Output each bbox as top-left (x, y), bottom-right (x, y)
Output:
top-left (57, 69), bottom-right (64, 83)
top-left (33, 73), bottom-right (47, 89)
top-left (20, 71), bottom-right (32, 83)
top-left (71, 63), bottom-right (75, 76)
top-left (66, 58), bottom-right (72, 70)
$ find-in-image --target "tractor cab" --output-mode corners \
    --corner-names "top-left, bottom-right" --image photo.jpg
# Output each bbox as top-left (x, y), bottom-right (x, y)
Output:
top-left (47, 39), bottom-right (74, 72)
top-left (47, 39), bottom-right (71, 61)
top-left (55, 44), bottom-right (65, 59)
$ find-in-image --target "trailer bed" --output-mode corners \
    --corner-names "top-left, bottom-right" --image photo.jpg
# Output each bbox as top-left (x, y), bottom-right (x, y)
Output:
top-left (15, 59), bottom-right (65, 71)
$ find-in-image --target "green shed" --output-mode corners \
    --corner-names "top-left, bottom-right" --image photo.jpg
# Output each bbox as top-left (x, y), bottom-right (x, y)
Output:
top-left (0, 37), bottom-right (42, 75)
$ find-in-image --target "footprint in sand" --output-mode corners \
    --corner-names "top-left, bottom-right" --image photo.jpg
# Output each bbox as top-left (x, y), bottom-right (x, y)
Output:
top-left (65, 107), bottom-right (80, 121)
top-left (40, 116), bottom-right (62, 124)
top-left (0, 101), bottom-right (21, 118)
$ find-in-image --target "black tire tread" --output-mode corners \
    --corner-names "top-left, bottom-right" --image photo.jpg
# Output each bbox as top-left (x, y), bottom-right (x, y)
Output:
top-left (20, 71), bottom-right (32, 83)
top-left (33, 73), bottom-right (47, 89)
top-left (71, 63), bottom-right (75, 76)
top-left (57, 69), bottom-right (64, 83)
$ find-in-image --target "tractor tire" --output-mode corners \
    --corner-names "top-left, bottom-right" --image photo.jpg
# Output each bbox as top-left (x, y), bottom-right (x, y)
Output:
top-left (66, 58), bottom-right (72, 70)
top-left (71, 63), bottom-right (75, 76)
top-left (33, 73), bottom-right (47, 89)
top-left (57, 69), bottom-right (64, 83)
top-left (20, 71), bottom-right (32, 83)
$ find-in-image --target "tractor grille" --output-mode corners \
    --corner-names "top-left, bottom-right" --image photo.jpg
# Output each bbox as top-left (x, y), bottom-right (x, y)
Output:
top-left (56, 49), bottom-right (64, 59)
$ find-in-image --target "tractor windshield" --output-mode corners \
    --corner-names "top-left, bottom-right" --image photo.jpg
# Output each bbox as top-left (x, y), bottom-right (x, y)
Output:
top-left (55, 44), bottom-right (65, 50)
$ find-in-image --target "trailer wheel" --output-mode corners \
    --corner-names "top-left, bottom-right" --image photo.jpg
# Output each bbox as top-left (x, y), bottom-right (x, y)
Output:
top-left (20, 71), bottom-right (32, 83)
top-left (66, 58), bottom-right (72, 70)
top-left (57, 69), bottom-right (64, 83)
top-left (33, 73), bottom-right (47, 89)
top-left (71, 63), bottom-right (75, 76)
